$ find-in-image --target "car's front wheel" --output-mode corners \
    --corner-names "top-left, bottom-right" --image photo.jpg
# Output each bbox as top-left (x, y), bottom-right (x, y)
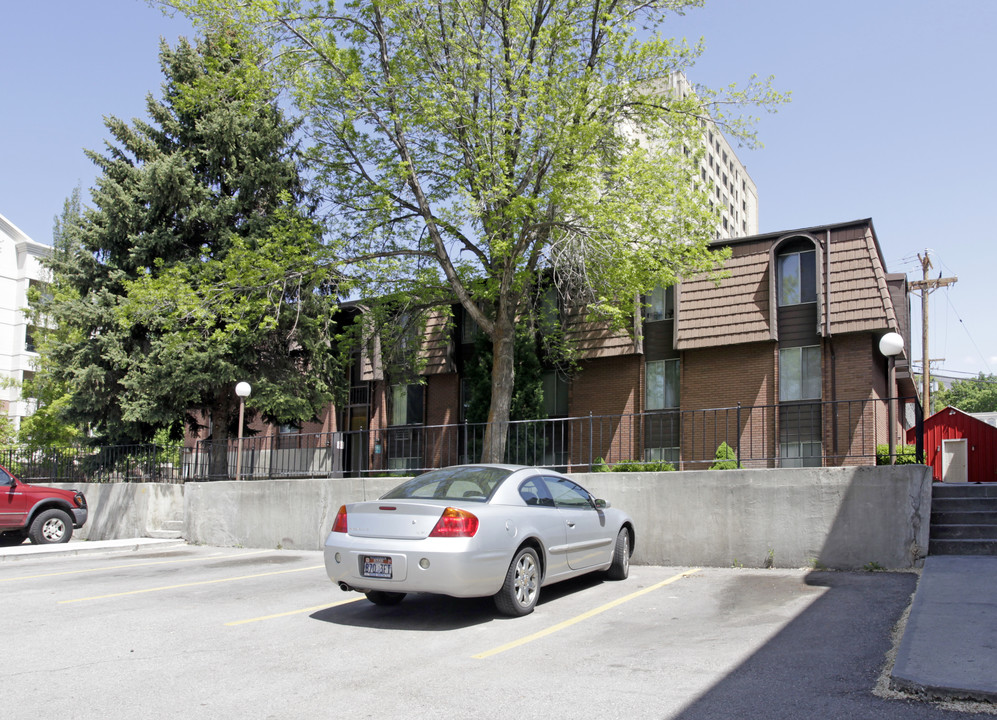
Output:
top-left (365, 591), bottom-right (406, 606)
top-left (28, 509), bottom-right (73, 544)
top-left (494, 546), bottom-right (540, 616)
top-left (606, 527), bottom-right (630, 580)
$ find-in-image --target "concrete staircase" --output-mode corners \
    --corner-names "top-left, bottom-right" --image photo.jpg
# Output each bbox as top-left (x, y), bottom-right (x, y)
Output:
top-left (148, 518), bottom-right (184, 540)
top-left (929, 483), bottom-right (997, 556)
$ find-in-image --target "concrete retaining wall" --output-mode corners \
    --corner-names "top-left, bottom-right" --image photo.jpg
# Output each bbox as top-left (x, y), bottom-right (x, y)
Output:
top-left (51, 481), bottom-right (184, 541)
top-left (55, 465), bottom-right (932, 570)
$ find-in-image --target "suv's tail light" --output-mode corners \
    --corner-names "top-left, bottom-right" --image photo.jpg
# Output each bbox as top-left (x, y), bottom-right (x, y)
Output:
top-left (428, 507), bottom-right (479, 538)
top-left (332, 505), bottom-right (348, 533)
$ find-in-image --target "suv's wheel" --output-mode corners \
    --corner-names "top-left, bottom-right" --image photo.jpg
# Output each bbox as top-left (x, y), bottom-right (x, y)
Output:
top-left (28, 509), bottom-right (73, 544)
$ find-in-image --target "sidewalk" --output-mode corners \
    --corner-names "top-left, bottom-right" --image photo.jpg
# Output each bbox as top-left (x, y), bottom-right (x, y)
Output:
top-left (0, 537), bottom-right (185, 561)
top-left (891, 554), bottom-right (997, 703)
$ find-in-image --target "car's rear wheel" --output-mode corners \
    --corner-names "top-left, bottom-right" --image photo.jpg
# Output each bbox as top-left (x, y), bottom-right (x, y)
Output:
top-left (494, 546), bottom-right (540, 616)
top-left (606, 527), bottom-right (630, 580)
top-left (28, 509), bottom-right (73, 544)
top-left (365, 591), bottom-right (406, 606)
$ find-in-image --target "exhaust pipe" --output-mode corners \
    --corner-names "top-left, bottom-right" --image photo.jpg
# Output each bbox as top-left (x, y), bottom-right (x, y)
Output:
top-left (338, 581), bottom-right (353, 592)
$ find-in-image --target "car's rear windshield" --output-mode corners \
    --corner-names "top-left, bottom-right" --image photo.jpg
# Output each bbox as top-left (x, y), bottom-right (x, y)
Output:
top-left (381, 466), bottom-right (513, 503)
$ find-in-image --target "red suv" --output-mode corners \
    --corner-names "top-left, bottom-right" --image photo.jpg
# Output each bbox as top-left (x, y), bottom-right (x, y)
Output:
top-left (0, 465), bottom-right (88, 545)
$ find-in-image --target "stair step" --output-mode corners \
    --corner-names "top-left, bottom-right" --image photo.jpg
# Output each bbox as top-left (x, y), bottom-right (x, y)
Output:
top-left (147, 529), bottom-right (184, 539)
top-left (931, 497), bottom-right (997, 512)
top-left (929, 538), bottom-right (997, 556)
top-left (930, 524), bottom-right (997, 540)
top-left (932, 483), bottom-right (997, 499)
top-left (931, 509), bottom-right (997, 523)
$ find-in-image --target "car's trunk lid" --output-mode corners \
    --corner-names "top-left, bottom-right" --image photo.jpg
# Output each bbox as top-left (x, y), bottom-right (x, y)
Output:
top-left (345, 501), bottom-right (448, 539)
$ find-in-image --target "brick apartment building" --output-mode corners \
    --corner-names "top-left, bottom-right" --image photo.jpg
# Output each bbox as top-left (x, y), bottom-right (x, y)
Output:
top-left (218, 217), bottom-right (917, 477)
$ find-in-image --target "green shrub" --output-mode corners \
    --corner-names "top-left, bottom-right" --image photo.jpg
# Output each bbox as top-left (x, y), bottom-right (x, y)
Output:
top-left (709, 441), bottom-right (741, 470)
top-left (610, 460), bottom-right (675, 472)
top-left (592, 457), bottom-right (610, 472)
top-left (875, 444), bottom-right (918, 465)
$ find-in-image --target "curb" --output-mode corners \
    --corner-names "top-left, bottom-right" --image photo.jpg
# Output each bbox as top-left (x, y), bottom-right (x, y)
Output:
top-left (0, 537), bottom-right (186, 561)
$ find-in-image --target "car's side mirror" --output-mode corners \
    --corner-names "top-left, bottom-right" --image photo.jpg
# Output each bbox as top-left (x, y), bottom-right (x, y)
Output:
top-left (593, 498), bottom-right (610, 510)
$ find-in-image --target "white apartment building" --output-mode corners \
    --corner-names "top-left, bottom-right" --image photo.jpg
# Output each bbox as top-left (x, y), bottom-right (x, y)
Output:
top-left (0, 213), bottom-right (52, 431)
top-left (665, 72), bottom-right (759, 239)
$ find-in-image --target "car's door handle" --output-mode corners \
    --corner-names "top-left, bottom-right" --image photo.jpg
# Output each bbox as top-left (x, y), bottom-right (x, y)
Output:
top-left (566, 521), bottom-right (576, 528)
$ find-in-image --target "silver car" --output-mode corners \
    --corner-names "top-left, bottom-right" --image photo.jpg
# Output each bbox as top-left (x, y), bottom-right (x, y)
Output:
top-left (323, 464), bottom-right (634, 616)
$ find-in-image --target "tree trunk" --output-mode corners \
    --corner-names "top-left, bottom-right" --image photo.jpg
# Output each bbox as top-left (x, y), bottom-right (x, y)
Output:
top-left (209, 387), bottom-right (233, 480)
top-left (481, 315), bottom-right (516, 463)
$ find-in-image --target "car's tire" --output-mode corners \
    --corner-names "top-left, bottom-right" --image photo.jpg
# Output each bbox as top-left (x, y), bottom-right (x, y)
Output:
top-left (27, 509), bottom-right (73, 545)
top-left (494, 546), bottom-right (540, 616)
top-left (0, 530), bottom-right (27, 547)
top-left (606, 527), bottom-right (630, 580)
top-left (365, 591), bottom-right (406, 606)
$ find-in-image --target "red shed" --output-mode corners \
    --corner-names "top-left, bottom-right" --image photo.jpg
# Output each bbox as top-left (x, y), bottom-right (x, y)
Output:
top-left (907, 406), bottom-right (997, 483)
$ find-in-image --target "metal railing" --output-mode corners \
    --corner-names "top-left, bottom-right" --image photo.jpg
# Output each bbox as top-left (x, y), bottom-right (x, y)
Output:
top-left (191, 395), bottom-right (920, 480)
top-left (3, 396), bottom-right (921, 483)
top-left (0, 444), bottom-right (186, 484)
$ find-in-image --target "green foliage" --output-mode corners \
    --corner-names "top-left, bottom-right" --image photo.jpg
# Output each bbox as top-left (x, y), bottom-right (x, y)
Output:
top-left (594, 460), bottom-right (675, 472)
top-left (36, 34), bottom-right (339, 466)
top-left (171, 0), bottom-right (787, 461)
top-left (875, 444), bottom-right (919, 465)
top-left (709, 441), bottom-right (741, 470)
top-left (932, 373), bottom-right (997, 414)
top-left (463, 329), bottom-right (547, 425)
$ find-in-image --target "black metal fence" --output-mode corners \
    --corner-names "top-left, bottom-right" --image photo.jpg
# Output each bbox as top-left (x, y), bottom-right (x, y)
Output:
top-left (0, 444), bottom-right (186, 484)
top-left (191, 396), bottom-right (921, 480)
top-left (3, 396), bottom-right (920, 484)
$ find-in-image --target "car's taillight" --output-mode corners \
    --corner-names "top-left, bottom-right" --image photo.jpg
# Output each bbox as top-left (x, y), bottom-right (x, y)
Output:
top-left (332, 505), bottom-right (348, 533)
top-left (428, 507), bottom-right (479, 538)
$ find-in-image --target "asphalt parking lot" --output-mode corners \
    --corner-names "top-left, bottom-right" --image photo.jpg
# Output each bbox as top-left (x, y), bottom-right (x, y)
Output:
top-left (2, 545), bottom-right (988, 720)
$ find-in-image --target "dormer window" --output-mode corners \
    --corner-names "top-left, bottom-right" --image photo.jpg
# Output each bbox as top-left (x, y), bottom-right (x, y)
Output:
top-left (777, 247), bottom-right (816, 306)
top-left (647, 285), bottom-right (674, 321)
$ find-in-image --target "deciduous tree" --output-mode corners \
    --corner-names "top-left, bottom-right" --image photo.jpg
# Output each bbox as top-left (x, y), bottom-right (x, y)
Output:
top-left (172, 0), bottom-right (785, 461)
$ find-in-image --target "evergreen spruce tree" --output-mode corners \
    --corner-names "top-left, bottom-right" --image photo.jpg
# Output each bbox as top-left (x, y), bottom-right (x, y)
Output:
top-left (41, 35), bottom-right (340, 477)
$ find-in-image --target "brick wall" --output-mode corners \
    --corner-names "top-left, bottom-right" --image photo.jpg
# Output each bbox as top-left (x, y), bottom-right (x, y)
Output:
top-left (824, 333), bottom-right (889, 466)
top-left (567, 355), bottom-right (642, 466)
top-left (681, 342), bottom-right (777, 468)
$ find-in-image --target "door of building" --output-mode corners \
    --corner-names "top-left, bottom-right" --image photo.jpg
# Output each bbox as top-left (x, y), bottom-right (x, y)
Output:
top-left (941, 439), bottom-right (969, 483)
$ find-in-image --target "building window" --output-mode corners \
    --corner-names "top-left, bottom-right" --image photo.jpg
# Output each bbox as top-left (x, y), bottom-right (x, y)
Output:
top-left (542, 371), bottom-right (569, 418)
top-left (777, 249), bottom-right (817, 306)
top-left (779, 346), bottom-right (821, 401)
top-left (390, 383), bottom-right (424, 426)
top-left (644, 410), bottom-right (680, 464)
top-left (647, 285), bottom-right (674, 321)
top-left (779, 403), bottom-right (822, 468)
top-left (460, 307), bottom-right (479, 344)
top-left (646, 359), bottom-right (680, 410)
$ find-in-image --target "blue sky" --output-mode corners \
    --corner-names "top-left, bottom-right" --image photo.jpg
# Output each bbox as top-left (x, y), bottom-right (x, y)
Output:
top-left (2, 0), bottom-right (994, 378)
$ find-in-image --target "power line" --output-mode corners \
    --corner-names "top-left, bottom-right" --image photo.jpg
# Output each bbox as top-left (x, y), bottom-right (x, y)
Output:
top-left (942, 289), bottom-right (993, 375)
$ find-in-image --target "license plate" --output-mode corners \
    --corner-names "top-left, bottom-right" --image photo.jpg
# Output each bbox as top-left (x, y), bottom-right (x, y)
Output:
top-left (362, 555), bottom-right (392, 579)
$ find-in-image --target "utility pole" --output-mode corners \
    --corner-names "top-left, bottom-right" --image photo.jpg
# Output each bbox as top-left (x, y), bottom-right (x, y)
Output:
top-left (909, 251), bottom-right (957, 415)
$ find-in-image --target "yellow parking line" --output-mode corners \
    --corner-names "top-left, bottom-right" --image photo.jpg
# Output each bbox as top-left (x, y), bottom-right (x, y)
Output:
top-left (59, 565), bottom-right (325, 604)
top-left (473, 568), bottom-right (701, 660)
top-left (0, 549), bottom-right (274, 583)
top-left (225, 596), bottom-right (365, 626)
